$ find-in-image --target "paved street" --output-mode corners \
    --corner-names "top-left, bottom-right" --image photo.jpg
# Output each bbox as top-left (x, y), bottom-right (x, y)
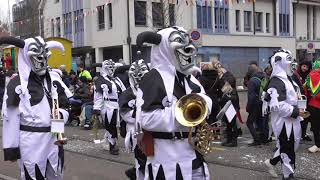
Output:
top-left (0, 92), bottom-right (319, 180)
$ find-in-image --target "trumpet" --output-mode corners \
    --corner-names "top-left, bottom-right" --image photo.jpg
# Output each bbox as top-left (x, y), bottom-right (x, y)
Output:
top-left (175, 93), bottom-right (223, 155)
top-left (51, 86), bottom-right (67, 146)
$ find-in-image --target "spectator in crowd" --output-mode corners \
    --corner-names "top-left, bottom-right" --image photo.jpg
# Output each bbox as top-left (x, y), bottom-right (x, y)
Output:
top-left (212, 60), bottom-right (240, 147)
top-left (4, 53), bottom-right (12, 71)
top-left (243, 61), bottom-right (259, 87)
top-left (305, 59), bottom-right (320, 153)
top-left (69, 70), bottom-right (78, 93)
top-left (198, 63), bottom-right (220, 125)
top-left (296, 60), bottom-right (313, 141)
top-left (59, 64), bottom-right (70, 88)
top-left (246, 64), bottom-right (267, 146)
top-left (69, 77), bottom-right (91, 126)
top-left (78, 64), bottom-right (92, 81)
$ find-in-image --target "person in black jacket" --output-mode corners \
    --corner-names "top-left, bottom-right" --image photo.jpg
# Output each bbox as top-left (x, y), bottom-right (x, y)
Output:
top-left (198, 64), bottom-right (220, 125)
top-left (246, 66), bottom-right (267, 146)
top-left (212, 60), bottom-right (240, 147)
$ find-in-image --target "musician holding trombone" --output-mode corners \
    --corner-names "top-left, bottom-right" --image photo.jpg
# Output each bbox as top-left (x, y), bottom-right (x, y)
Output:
top-left (134, 27), bottom-right (213, 180)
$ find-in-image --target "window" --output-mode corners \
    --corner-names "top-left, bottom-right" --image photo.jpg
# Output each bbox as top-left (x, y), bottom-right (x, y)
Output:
top-left (63, 14), bottom-right (67, 36)
top-left (79, 9), bottom-right (84, 32)
top-left (236, 10), bottom-right (240, 32)
top-left (152, 2), bottom-right (163, 28)
top-left (134, 1), bottom-right (147, 26)
top-left (279, 0), bottom-right (290, 36)
top-left (56, 17), bottom-right (61, 37)
top-left (51, 19), bottom-right (54, 37)
top-left (214, 0), bottom-right (228, 33)
top-left (169, 4), bottom-right (175, 26)
top-left (74, 11), bottom-right (78, 33)
top-left (255, 12), bottom-right (262, 32)
top-left (266, 13), bottom-right (270, 33)
top-left (197, 5), bottom-right (212, 32)
top-left (107, 3), bottom-right (112, 28)
top-left (97, 5), bottom-right (105, 30)
top-left (244, 11), bottom-right (252, 32)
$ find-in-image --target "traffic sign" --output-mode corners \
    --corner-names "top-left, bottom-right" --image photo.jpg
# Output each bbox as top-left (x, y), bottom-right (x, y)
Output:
top-left (189, 29), bottom-right (202, 47)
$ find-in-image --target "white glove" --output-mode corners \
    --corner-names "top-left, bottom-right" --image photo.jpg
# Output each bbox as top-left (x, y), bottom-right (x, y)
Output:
top-left (267, 88), bottom-right (280, 112)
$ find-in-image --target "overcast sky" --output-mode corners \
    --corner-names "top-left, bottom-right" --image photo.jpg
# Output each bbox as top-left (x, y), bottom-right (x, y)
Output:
top-left (0, 0), bottom-right (16, 22)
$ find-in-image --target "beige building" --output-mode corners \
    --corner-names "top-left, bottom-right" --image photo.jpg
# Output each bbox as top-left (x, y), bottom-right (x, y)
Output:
top-left (38, 0), bottom-right (320, 77)
top-left (294, 0), bottom-right (320, 61)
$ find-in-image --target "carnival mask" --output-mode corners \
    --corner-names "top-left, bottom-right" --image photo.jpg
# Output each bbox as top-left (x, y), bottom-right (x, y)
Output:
top-left (272, 49), bottom-right (295, 76)
top-left (102, 59), bottom-right (116, 77)
top-left (27, 37), bottom-right (51, 76)
top-left (169, 28), bottom-right (197, 74)
top-left (128, 59), bottom-right (149, 88)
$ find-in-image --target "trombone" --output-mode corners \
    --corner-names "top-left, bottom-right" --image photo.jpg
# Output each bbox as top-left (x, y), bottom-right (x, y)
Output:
top-left (175, 93), bottom-right (224, 155)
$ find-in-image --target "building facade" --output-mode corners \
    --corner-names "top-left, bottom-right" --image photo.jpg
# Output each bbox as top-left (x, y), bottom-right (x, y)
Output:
top-left (294, 0), bottom-right (320, 61)
top-left (39, 0), bottom-right (320, 78)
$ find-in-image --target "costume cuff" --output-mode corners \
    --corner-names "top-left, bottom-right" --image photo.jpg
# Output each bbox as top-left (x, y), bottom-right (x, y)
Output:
top-left (291, 106), bottom-right (299, 118)
top-left (3, 147), bottom-right (20, 161)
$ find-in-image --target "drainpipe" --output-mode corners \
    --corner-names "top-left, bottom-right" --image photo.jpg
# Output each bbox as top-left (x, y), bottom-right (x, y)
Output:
top-left (126, 0), bottom-right (132, 64)
top-left (253, 0), bottom-right (256, 35)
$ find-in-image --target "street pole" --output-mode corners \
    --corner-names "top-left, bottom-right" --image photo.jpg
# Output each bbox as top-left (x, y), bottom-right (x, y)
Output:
top-left (126, 0), bottom-right (132, 64)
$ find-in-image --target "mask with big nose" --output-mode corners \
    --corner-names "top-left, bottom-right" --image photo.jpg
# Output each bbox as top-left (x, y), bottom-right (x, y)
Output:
top-left (169, 30), bottom-right (197, 75)
top-left (27, 40), bottom-right (51, 76)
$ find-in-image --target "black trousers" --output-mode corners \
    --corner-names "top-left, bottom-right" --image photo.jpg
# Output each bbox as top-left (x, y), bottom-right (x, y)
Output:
top-left (309, 106), bottom-right (320, 147)
top-left (224, 116), bottom-right (237, 141)
top-left (270, 124), bottom-right (295, 166)
top-left (105, 109), bottom-right (118, 139)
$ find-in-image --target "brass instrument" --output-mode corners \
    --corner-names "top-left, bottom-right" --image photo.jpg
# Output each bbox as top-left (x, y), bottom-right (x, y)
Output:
top-left (52, 86), bottom-right (67, 146)
top-left (298, 94), bottom-right (310, 119)
top-left (175, 93), bottom-right (223, 155)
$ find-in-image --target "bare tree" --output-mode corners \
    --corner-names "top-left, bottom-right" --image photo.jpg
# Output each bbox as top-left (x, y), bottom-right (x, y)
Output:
top-left (12, 0), bottom-right (41, 39)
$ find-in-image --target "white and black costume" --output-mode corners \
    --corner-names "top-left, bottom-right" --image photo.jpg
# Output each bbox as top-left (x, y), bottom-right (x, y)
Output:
top-left (264, 50), bottom-right (301, 179)
top-left (136, 27), bottom-right (212, 179)
top-left (93, 59), bottom-right (126, 155)
top-left (119, 59), bottom-right (149, 180)
top-left (49, 69), bottom-right (73, 124)
top-left (1, 36), bottom-right (66, 179)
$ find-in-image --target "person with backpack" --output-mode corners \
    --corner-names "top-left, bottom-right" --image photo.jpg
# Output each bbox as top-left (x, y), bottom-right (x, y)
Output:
top-left (246, 65), bottom-right (268, 146)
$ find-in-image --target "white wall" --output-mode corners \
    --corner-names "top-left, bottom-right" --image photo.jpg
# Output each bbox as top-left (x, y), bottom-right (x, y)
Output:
top-left (295, 4), bottom-right (308, 40)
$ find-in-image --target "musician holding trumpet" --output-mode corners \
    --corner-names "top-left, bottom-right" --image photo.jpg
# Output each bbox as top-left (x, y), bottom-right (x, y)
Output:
top-left (1, 36), bottom-right (66, 180)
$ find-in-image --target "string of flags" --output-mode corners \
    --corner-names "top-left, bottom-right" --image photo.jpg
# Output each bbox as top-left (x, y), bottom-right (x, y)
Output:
top-left (13, 0), bottom-right (256, 25)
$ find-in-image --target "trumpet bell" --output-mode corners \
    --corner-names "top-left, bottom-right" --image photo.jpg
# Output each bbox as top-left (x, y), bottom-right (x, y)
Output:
top-left (175, 93), bottom-right (208, 127)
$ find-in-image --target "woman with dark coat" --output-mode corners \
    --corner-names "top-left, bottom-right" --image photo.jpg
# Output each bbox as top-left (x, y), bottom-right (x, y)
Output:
top-left (296, 60), bottom-right (313, 141)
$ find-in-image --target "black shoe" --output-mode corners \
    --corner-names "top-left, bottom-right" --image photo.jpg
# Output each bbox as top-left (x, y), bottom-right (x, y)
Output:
top-left (110, 143), bottom-right (120, 155)
top-left (248, 141), bottom-right (261, 147)
top-left (125, 167), bottom-right (137, 180)
top-left (237, 128), bottom-right (243, 136)
top-left (221, 139), bottom-right (230, 146)
top-left (223, 140), bottom-right (237, 147)
top-left (302, 135), bottom-right (312, 141)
